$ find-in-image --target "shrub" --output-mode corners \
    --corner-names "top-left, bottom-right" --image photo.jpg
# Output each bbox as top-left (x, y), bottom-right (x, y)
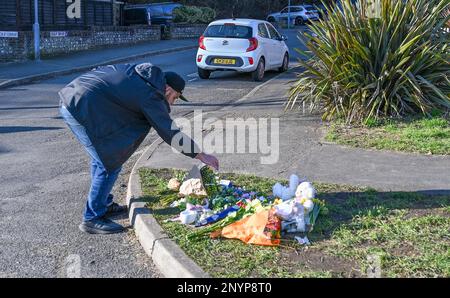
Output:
top-left (173, 6), bottom-right (216, 24)
top-left (287, 0), bottom-right (450, 124)
top-left (200, 7), bottom-right (216, 23)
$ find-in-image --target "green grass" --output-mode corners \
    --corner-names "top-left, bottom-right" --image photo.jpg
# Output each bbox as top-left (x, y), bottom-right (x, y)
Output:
top-left (140, 168), bottom-right (450, 278)
top-left (326, 115), bottom-right (450, 155)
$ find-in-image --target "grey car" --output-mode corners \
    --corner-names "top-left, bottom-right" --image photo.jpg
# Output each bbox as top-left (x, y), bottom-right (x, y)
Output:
top-left (267, 5), bottom-right (320, 26)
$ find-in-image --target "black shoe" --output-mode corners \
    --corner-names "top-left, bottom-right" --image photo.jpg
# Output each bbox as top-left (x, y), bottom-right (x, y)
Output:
top-left (106, 202), bottom-right (128, 216)
top-left (79, 217), bottom-right (124, 234)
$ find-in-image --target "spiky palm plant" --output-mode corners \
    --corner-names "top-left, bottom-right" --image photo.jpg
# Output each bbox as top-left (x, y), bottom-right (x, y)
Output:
top-left (287, 0), bottom-right (450, 124)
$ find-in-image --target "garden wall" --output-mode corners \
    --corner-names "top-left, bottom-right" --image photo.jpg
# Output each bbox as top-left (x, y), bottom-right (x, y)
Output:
top-left (169, 24), bottom-right (207, 39)
top-left (0, 25), bottom-right (161, 63)
top-left (0, 23), bottom-right (207, 63)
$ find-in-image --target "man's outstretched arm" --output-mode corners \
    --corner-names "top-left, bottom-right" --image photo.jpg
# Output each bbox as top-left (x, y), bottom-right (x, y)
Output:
top-left (141, 98), bottom-right (219, 170)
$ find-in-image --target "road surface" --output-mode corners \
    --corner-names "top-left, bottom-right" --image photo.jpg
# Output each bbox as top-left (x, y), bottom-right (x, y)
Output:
top-left (0, 29), bottom-right (304, 277)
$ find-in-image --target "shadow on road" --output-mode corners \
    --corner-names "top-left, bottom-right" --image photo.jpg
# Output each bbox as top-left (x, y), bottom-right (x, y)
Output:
top-left (0, 145), bottom-right (11, 153)
top-left (205, 70), bottom-right (281, 82)
top-left (178, 98), bottom-right (286, 108)
top-left (0, 126), bottom-right (63, 134)
top-left (0, 105), bottom-right (59, 111)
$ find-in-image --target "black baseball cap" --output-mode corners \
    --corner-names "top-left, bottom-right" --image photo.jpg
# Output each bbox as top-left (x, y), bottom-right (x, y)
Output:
top-left (164, 71), bottom-right (189, 102)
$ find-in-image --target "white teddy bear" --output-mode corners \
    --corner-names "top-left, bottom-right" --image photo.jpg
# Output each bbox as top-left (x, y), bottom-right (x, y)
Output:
top-left (273, 176), bottom-right (317, 234)
top-left (272, 174), bottom-right (301, 201)
top-left (295, 182), bottom-right (315, 200)
top-left (295, 182), bottom-right (316, 214)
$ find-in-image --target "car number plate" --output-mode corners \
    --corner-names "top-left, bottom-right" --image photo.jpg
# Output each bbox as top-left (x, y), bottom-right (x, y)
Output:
top-left (214, 58), bottom-right (236, 65)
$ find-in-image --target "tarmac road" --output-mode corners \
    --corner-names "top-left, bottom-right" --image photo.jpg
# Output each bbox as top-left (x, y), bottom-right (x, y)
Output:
top-left (0, 29), bottom-right (305, 277)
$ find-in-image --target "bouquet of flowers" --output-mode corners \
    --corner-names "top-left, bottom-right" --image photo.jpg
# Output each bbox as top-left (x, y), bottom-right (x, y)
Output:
top-left (200, 166), bottom-right (220, 197)
top-left (187, 198), bottom-right (268, 241)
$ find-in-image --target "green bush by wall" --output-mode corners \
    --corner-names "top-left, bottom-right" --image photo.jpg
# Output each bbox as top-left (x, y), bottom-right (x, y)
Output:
top-left (173, 6), bottom-right (216, 24)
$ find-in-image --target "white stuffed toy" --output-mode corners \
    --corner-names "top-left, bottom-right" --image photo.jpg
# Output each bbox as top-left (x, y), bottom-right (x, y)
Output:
top-left (273, 175), bottom-right (317, 234)
top-left (289, 174), bottom-right (300, 193)
top-left (280, 201), bottom-right (306, 232)
top-left (295, 182), bottom-right (315, 200)
top-left (272, 174), bottom-right (301, 201)
top-left (295, 182), bottom-right (316, 215)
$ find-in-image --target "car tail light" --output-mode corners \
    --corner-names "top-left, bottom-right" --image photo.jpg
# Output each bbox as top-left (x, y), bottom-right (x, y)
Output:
top-left (197, 55), bottom-right (203, 62)
top-left (246, 37), bottom-right (258, 52)
top-left (199, 35), bottom-right (206, 50)
top-left (248, 57), bottom-right (254, 65)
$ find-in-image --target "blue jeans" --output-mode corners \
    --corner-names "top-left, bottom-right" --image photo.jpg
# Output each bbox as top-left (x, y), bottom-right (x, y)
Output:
top-left (60, 105), bottom-right (121, 221)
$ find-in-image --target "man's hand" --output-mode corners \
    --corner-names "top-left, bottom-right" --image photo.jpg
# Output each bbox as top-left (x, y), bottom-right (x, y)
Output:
top-left (195, 152), bottom-right (219, 171)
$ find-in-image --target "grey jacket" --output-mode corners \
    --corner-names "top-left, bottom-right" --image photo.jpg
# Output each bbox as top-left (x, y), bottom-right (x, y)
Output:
top-left (58, 63), bottom-right (199, 172)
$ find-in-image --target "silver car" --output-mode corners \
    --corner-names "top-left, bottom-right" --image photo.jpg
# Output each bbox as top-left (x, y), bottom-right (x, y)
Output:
top-left (267, 5), bottom-right (320, 26)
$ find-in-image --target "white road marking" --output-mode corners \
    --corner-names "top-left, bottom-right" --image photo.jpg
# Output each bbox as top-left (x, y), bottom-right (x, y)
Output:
top-left (215, 88), bottom-right (242, 91)
top-left (187, 73), bottom-right (198, 77)
top-left (188, 78), bottom-right (198, 82)
top-left (130, 148), bottom-right (146, 158)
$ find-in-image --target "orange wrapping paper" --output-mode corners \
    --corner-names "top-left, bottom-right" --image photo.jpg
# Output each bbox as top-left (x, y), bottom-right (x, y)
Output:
top-left (211, 208), bottom-right (281, 246)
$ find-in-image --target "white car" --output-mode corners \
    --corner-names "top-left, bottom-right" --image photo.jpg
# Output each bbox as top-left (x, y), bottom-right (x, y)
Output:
top-left (196, 19), bottom-right (290, 81)
top-left (267, 5), bottom-right (320, 26)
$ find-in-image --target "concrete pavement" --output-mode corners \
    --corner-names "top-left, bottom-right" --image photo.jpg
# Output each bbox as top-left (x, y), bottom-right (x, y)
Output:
top-left (0, 34), bottom-right (304, 276)
top-left (0, 77), bottom-right (160, 277)
top-left (0, 27), bottom-right (313, 277)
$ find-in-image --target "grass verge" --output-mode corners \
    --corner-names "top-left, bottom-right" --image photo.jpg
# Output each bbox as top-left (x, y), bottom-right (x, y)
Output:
top-left (325, 115), bottom-right (450, 155)
top-left (139, 168), bottom-right (450, 278)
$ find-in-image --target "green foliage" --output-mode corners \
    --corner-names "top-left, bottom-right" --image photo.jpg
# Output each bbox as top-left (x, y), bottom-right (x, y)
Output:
top-left (288, 0), bottom-right (450, 124)
top-left (200, 6), bottom-right (216, 23)
top-left (173, 6), bottom-right (216, 24)
top-left (200, 165), bottom-right (220, 196)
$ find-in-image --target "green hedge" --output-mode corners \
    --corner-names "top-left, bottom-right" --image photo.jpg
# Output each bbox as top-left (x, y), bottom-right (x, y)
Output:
top-left (173, 6), bottom-right (216, 24)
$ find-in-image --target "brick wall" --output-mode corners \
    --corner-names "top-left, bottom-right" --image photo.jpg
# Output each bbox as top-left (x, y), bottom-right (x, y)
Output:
top-left (0, 25), bottom-right (161, 62)
top-left (0, 32), bottom-right (33, 61)
top-left (0, 24), bottom-right (206, 63)
top-left (169, 24), bottom-right (207, 40)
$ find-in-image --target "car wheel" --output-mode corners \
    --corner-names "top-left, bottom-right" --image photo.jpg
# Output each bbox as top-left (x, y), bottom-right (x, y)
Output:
top-left (198, 67), bottom-right (211, 79)
top-left (295, 17), bottom-right (305, 26)
top-left (252, 59), bottom-right (265, 82)
top-left (278, 53), bottom-right (289, 73)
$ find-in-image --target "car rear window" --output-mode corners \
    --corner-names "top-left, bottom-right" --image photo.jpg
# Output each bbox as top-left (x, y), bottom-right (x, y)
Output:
top-left (150, 6), bottom-right (163, 16)
top-left (204, 25), bottom-right (253, 39)
top-left (162, 4), bottom-right (181, 16)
